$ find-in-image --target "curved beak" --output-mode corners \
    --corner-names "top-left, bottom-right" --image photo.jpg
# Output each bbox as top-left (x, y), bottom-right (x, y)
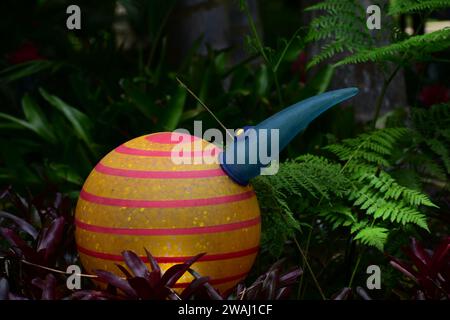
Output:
top-left (219, 88), bottom-right (359, 185)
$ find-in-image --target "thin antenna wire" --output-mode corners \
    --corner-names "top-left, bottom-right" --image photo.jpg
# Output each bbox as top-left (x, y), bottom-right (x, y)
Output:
top-left (176, 77), bottom-right (234, 140)
top-left (20, 259), bottom-right (98, 278)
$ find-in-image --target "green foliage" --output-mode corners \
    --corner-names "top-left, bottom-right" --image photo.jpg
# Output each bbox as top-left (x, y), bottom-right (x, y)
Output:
top-left (256, 128), bottom-right (436, 254)
top-left (0, 94), bottom-right (56, 144)
top-left (353, 226), bottom-right (389, 251)
top-left (389, 0), bottom-right (450, 15)
top-left (326, 128), bottom-right (434, 240)
top-left (239, 0), bottom-right (305, 107)
top-left (412, 104), bottom-right (450, 166)
top-left (0, 90), bottom-right (96, 188)
top-left (326, 128), bottom-right (408, 167)
top-left (252, 177), bottom-right (300, 257)
top-left (0, 1), bottom-right (338, 193)
top-left (118, 0), bottom-right (176, 41)
top-left (39, 88), bottom-right (95, 152)
top-left (305, 0), bottom-right (372, 67)
top-left (336, 28), bottom-right (450, 66)
top-left (401, 103), bottom-right (450, 187)
top-left (267, 155), bottom-right (350, 200)
top-left (254, 155), bottom-right (349, 256)
top-left (0, 60), bottom-right (62, 83)
top-left (307, 0), bottom-right (450, 68)
top-left (318, 205), bottom-right (356, 230)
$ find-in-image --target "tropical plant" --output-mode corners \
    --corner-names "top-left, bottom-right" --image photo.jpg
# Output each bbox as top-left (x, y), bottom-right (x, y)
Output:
top-left (307, 0), bottom-right (450, 67)
top-left (409, 103), bottom-right (450, 185)
top-left (255, 127), bottom-right (436, 254)
top-left (232, 259), bottom-right (303, 300)
top-left (305, 0), bottom-right (373, 68)
top-left (389, 0), bottom-right (450, 16)
top-left (388, 237), bottom-right (450, 299)
top-left (0, 187), bottom-right (304, 300)
top-left (92, 250), bottom-right (210, 300)
top-left (332, 286), bottom-right (373, 300)
top-left (306, 0), bottom-right (450, 124)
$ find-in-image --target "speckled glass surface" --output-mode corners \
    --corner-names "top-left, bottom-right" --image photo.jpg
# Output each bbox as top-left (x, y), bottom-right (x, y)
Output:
top-left (75, 132), bottom-right (261, 293)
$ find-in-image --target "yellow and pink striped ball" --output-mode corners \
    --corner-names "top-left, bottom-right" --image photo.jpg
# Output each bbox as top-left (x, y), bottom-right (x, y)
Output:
top-left (75, 132), bottom-right (261, 293)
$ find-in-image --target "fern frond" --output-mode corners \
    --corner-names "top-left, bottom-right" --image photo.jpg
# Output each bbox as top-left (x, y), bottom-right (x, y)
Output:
top-left (319, 205), bottom-right (356, 230)
top-left (389, 0), bottom-right (450, 15)
top-left (335, 28), bottom-right (450, 66)
top-left (253, 155), bottom-right (350, 255)
top-left (266, 154), bottom-right (350, 200)
top-left (412, 103), bottom-right (450, 136)
top-left (350, 220), bottom-right (370, 234)
top-left (354, 227), bottom-right (389, 251)
top-left (324, 127), bottom-right (433, 250)
top-left (256, 121), bottom-right (441, 254)
top-left (306, 0), bottom-right (372, 67)
top-left (326, 128), bottom-right (409, 168)
top-left (410, 104), bottom-right (450, 179)
top-left (349, 187), bottom-right (430, 230)
top-left (359, 171), bottom-right (435, 207)
top-left (305, 0), bottom-right (357, 12)
top-left (406, 150), bottom-right (447, 180)
top-left (253, 177), bottom-right (301, 257)
top-left (426, 138), bottom-right (450, 174)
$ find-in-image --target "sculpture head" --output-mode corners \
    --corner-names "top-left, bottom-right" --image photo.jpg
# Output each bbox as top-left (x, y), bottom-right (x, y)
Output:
top-left (220, 88), bottom-right (359, 185)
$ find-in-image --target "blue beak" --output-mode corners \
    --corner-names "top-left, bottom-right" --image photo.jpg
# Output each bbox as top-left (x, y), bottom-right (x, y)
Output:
top-left (219, 88), bottom-right (359, 185)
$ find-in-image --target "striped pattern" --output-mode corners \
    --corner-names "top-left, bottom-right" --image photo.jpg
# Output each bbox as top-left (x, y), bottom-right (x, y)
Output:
top-left (77, 245), bottom-right (259, 263)
top-left (115, 144), bottom-right (220, 157)
top-left (145, 132), bottom-right (200, 144)
top-left (76, 216), bottom-right (260, 235)
top-left (79, 189), bottom-right (255, 208)
top-left (94, 162), bottom-right (226, 179)
top-left (115, 144), bottom-right (216, 157)
top-left (75, 132), bottom-right (261, 293)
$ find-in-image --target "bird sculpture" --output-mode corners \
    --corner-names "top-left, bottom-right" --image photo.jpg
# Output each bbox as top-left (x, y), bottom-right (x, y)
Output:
top-left (75, 88), bottom-right (358, 293)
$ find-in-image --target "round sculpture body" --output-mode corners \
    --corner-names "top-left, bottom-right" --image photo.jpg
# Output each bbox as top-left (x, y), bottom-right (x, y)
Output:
top-left (75, 132), bottom-right (261, 293)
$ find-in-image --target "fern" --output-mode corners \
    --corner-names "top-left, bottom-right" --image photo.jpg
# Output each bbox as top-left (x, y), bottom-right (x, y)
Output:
top-left (253, 176), bottom-right (301, 257)
top-left (307, 0), bottom-right (450, 68)
top-left (349, 187), bottom-right (429, 230)
top-left (350, 219), bottom-right (370, 234)
top-left (254, 155), bottom-right (349, 256)
top-left (319, 205), bottom-right (356, 230)
top-left (426, 138), bottom-right (450, 173)
top-left (325, 128), bottom-right (434, 250)
top-left (389, 0), bottom-right (450, 15)
top-left (336, 28), bottom-right (450, 66)
top-left (412, 104), bottom-right (450, 173)
top-left (358, 171), bottom-right (435, 207)
top-left (408, 153), bottom-right (447, 181)
top-left (255, 128), bottom-right (436, 253)
top-left (405, 103), bottom-right (450, 187)
top-left (326, 128), bottom-right (408, 167)
top-left (353, 227), bottom-right (389, 251)
top-left (272, 155), bottom-right (349, 199)
top-left (412, 103), bottom-right (450, 139)
top-left (306, 0), bottom-right (372, 67)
